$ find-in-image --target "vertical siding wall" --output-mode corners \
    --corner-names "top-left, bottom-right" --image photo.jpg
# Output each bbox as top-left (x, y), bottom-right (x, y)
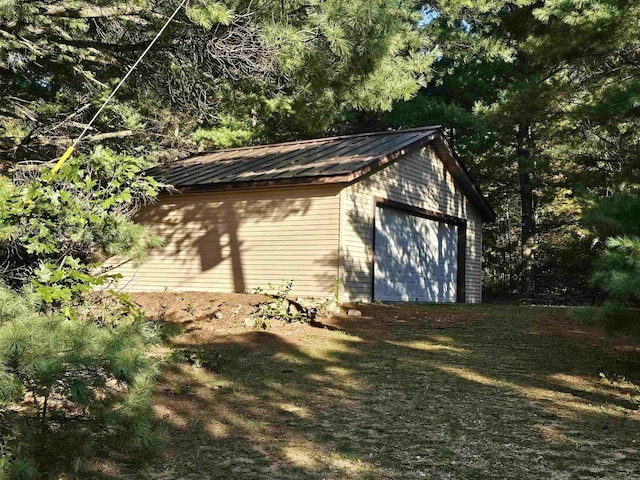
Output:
top-left (110, 186), bottom-right (341, 297)
top-left (339, 146), bottom-right (483, 303)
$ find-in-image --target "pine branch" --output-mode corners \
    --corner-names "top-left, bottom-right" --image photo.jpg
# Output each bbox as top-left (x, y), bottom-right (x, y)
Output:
top-left (51, 37), bottom-right (152, 53)
top-left (31, 130), bottom-right (135, 147)
top-left (39, 3), bottom-right (147, 19)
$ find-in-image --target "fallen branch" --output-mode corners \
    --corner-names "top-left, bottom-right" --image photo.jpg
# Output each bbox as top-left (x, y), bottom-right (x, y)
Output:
top-left (85, 130), bottom-right (134, 142)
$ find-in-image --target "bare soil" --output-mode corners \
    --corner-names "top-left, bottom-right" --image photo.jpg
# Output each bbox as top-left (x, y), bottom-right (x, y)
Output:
top-left (94, 294), bottom-right (640, 479)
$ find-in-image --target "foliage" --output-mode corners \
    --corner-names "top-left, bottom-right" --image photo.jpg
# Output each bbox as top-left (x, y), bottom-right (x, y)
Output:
top-left (331, 276), bottom-right (341, 304)
top-left (192, 116), bottom-right (262, 150)
top-left (585, 194), bottom-right (640, 321)
top-left (583, 194), bottom-right (640, 239)
top-left (371, 0), bottom-right (640, 301)
top-left (590, 236), bottom-right (640, 318)
top-left (0, 147), bottom-right (160, 306)
top-left (169, 346), bottom-right (227, 373)
top-left (0, 147), bottom-right (161, 476)
top-left (0, 285), bottom-right (159, 477)
top-left (0, 0), bottom-right (432, 164)
top-left (254, 280), bottom-right (308, 329)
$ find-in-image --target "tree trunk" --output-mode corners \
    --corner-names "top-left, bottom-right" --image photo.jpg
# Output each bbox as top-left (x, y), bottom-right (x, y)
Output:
top-left (517, 123), bottom-right (535, 296)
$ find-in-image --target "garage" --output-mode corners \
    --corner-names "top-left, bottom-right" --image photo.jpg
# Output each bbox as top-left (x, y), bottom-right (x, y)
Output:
top-left (110, 126), bottom-right (493, 302)
top-left (373, 203), bottom-right (462, 302)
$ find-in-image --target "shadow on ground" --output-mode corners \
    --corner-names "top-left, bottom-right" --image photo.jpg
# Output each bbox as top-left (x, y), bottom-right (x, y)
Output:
top-left (104, 303), bottom-right (639, 480)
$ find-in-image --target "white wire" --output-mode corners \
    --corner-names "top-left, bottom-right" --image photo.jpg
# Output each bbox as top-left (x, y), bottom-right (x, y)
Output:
top-left (72, 0), bottom-right (189, 149)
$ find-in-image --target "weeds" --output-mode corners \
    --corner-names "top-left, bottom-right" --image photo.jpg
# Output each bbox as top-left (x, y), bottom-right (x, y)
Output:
top-left (254, 280), bottom-right (308, 328)
top-left (169, 347), bottom-right (228, 373)
top-left (331, 277), bottom-right (341, 304)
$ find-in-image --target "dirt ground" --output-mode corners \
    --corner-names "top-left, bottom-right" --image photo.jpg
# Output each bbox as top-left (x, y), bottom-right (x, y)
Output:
top-left (98, 293), bottom-right (640, 479)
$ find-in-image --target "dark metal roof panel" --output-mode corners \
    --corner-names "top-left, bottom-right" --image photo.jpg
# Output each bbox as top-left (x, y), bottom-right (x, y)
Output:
top-left (148, 127), bottom-right (440, 187)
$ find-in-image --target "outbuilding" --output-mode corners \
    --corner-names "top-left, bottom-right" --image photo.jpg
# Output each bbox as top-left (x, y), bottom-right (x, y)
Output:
top-left (111, 127), bottom-right (495, 302)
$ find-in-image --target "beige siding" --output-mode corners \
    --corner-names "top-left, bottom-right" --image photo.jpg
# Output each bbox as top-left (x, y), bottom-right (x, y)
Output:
top-left (339, 146), bottom-right (483, 303)
top-left (110, 186), bottom-right (340, 297)
top-left (465, 201), bottom-right (483, 303)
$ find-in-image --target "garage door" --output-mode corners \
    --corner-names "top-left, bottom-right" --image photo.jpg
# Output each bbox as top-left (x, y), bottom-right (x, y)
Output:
top-left (374, 205), bottom-right (458, 302)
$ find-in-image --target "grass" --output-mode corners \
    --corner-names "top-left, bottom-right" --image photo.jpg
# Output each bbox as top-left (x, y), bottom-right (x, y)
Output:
top-left (103, 301), bottom-right (640, 479)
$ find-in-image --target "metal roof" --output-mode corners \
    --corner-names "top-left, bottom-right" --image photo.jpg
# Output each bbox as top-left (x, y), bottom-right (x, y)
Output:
top-left (149, 126), bottom-right (496, 221)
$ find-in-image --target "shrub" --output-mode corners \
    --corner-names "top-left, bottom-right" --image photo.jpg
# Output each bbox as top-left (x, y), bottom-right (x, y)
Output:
top-left (254, 280), bottom-right (308, 328)
top-left (0, 146), bottom-right (160, 299)
top-left (0, 285), bottom-right (158, 447)
top-left (589, 236), bottom-right (640, 322)
top-left (0, 148), bottom-right (161, 477)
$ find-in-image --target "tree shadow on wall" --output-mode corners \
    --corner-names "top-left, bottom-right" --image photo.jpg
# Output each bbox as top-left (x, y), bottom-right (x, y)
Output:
top-left (340, 149), bottom-right (465, 302)
top-left (130, 190), bottom-right (321, 292)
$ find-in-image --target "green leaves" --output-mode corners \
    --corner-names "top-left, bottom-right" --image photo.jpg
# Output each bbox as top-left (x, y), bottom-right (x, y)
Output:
top-left (0, 285), bottom-right (157, 402)
top-left (0, 370), bottom-right (23, 405)
top-left (583, 194), bottom-right (640, 238)
top-left (2, 0), bottom-right (432, 162)
top-left (393, 0), bottom-right (640, 299)
top-left (0, 0), bottom-right (17, 20)
top-left (590, 233), bottom-right (640, 310)
top-left (586, 194), bottom-right (640, 317)
top-left (0, 144), bottom-right (161, 474)
top-left (0, 147), bottom-right (159, 307)
top-left (33, 263), bottom-right (53, 284)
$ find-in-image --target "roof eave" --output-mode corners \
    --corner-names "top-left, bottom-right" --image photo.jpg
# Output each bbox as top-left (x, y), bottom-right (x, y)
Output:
top-left (163, 174), bottom-right (353, 194)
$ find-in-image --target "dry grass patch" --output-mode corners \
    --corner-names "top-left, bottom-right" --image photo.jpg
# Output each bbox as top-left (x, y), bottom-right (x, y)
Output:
top-left (95, 295), bottom-right (639, 479)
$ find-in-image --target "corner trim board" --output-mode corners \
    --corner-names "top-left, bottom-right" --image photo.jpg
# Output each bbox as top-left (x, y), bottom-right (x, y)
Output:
top-left (456, 224), bottom-right (467, 303)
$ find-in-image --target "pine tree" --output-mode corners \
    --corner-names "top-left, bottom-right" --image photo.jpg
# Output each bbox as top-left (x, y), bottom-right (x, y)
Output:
top-left (584, 194), bottom-right (640, 321)
top-left (380, 0), bottom-right (640, 299)
top-left (0, 149), bottom-right (161, 477)
top-left (0, 0), bottom-right (434, 163)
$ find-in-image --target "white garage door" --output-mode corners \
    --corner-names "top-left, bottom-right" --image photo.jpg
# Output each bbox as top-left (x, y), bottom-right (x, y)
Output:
top-left (374, 205), bottom-right (458, 302)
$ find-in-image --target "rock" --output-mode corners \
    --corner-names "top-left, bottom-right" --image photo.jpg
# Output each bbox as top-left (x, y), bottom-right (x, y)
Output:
top-left (288, 303), bottom-right (299, 316)
top-left (242, 317), bottom-right (256, 328)
top-left (326, 300), bottom-right (342, 315)
top-left (295, 296), bottom-right (315, 309)
top-left (213, 309), bottom-right (224, 319)
top-left (347, 309), bottom-right (362, 316)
